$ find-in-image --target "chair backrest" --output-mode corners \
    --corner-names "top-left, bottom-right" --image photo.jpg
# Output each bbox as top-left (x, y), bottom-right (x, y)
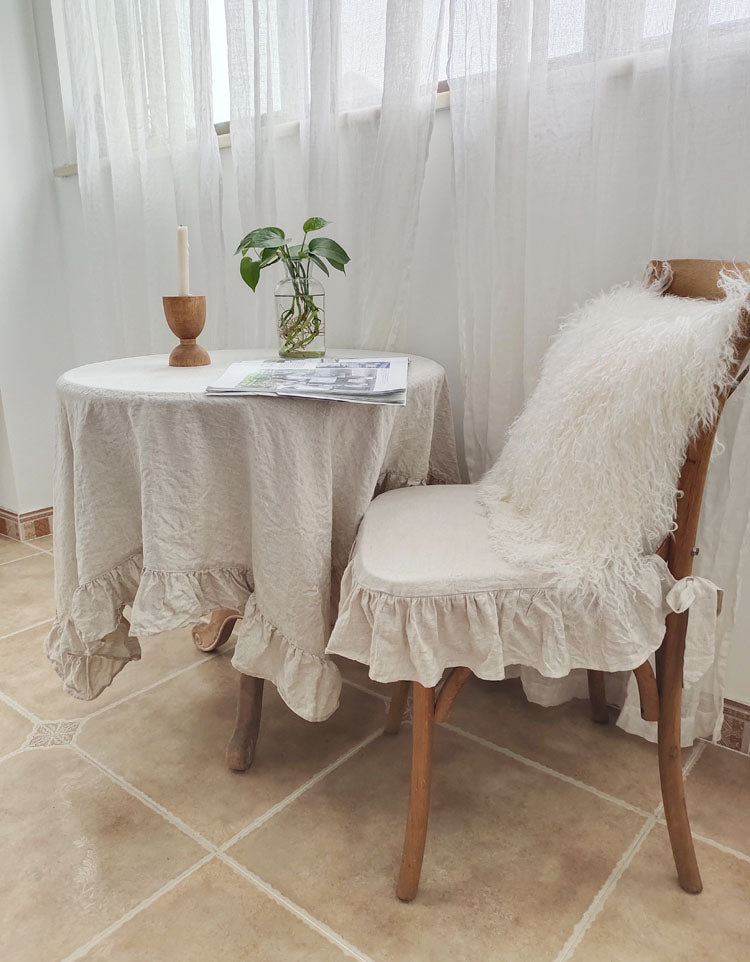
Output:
top-left (649, 259), bottom-right (750, 579)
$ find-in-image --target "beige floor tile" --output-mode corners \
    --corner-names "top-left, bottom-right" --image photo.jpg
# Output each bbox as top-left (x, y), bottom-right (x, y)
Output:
top-left (684, 743), bottom-right (750, 856)
top-left (0, 748), bottom-right (204, 962)
top-left (81, 858), bottom-right (349, 961)
top-left (230, 727), bottom-right (646, 962)
top-left (450, 677), bottom-right (670, 811)
top-left (1, 622), bottom-right (209, 720)
top-left (570, 826), bottom-right (750, 962)
top-left (0, 552), bottom-right (55, 637)
top-left (32, 534), bottom-right (53, 551)
top-left (0, 700), bottom-right (32, 755)
top-left (333, 654), bottom-right (396, 697)
top-left (0, 535), bottom-right (37, 565)
top-left (78, 653), bottom-right (387, 846)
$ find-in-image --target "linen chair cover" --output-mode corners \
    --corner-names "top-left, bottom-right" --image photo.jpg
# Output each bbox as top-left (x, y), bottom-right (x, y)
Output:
top-left (328, 485), bottom-right (718, 688)
top-left (328, 277), bottom-right (743, 689)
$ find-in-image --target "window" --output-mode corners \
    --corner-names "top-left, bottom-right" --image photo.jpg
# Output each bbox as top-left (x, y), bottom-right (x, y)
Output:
top-left (208, 0), bottom-right (448, 125)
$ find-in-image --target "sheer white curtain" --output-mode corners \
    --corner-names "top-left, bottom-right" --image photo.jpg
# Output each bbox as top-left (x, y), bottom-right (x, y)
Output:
top-left (63, 0), bottom-right (227, 360)
top-left (63, 0), bottom-right (445, 355)
top-left (448, 0), bottom-right (750, 741)
top-left (224, 0), bottom-right (446, 348)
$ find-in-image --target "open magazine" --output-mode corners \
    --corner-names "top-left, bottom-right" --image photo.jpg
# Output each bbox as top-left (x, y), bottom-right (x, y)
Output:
top-left (206, 356), bottom-right (409, 405)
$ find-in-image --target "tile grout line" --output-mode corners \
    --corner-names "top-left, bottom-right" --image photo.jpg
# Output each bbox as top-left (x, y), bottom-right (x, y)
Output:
top-left (683, 829), bottom-right (750, 864)
top-left (0, 540), bottom-right (52, 565)
top-left (340, 676), bottom-right (390, 704)
top-left (344, 676), bottom-right (709, 820)
top-left (0, 744), bottom-right (37, 767)
top-left (552, 735), bottom-right (710, 961)
top-left (27, 535), bottom-right (55, 558)
top-left (683, 738), bottom-right (707, 777)
top-left (74, 651), bottom-right (217, 725)
top-left (220, 729), bottom-right (383, 852)
top-left (0, 688), bottom-right (42, 725)
top-left (67, 729), bottom-right (383, 962)
top-left (220, 852), bottom-right (376, 962)
top-left (0, 554), bottom-right (42, 567)
top-left (67, 704), bottom-right (387, 961)
top-left (25, 539), bottom-right (54, 557)
top-left (59, 853), bottom-right (215, 962)
top-left (552, 815), bottom-right (657, 962)
top-left (72, 744), bottom-right (217, 853)
top-left (0, 646), bottom-right (217, 763)
top-left (0, 617), bottom-right (54, 641)
top-left (441, 721), bottom-right (652, 818)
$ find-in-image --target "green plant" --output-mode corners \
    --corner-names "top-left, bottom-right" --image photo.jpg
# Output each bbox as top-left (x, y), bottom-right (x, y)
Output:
top-left (235, 217), bottom-right (351, 356)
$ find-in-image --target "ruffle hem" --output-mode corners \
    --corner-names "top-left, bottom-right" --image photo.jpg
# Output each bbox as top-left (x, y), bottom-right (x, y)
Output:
top-left (327, 559), bottom-right (720, 689)
top-left (45, 552), bottom-right (253, 701)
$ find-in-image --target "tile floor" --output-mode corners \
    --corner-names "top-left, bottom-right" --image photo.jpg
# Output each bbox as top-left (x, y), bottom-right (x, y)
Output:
top-left (1, 531), bottom-right (749, 961)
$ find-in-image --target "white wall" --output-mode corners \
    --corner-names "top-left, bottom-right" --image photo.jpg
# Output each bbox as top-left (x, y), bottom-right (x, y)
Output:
top-left (0, 397), bottom-right (19, 510)
top-left (0, 0), bottom-right (75, 513)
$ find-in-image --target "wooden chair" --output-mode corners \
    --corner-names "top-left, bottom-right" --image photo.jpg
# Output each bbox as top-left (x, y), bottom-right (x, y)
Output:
top-left (382, 259), bottom-right (750, 901)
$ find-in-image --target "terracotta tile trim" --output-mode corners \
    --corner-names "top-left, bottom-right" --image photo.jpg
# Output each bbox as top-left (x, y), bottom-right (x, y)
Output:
top-left (719, 698), bottom-right (750, 754)
top-left (0, 505), bottom-right (53, 542)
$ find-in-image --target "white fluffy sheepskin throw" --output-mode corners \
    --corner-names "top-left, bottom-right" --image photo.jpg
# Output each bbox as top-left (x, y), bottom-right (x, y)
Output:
top-left (480, 270), bottom-right (750, 615)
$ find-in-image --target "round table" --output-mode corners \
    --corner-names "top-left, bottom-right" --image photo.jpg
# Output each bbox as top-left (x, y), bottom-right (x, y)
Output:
top-left (45, 349), bottom-right (459, 765)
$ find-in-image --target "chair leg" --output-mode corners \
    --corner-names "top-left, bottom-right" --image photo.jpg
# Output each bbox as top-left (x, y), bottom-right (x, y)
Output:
top-left (385, 681), bottom-right (411, 735)
top-left (434, 667), bottom-right (472, 723)
top-left (657, 612), bottom-right (702, 893)
top-left (192, 608), bottom-right (242, 652)
top-left (397, 683), bottom-right (435, 902)
top-left (226, 673), bottom-right (265, 772)
top-left (587, 669), bottom-right (610, 724)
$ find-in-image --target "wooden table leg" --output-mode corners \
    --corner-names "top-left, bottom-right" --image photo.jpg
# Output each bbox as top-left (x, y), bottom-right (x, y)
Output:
top-left (587, 669), bottom-right (610, 725)
top-left (192, 608), bottom-right (243, 652)
top-left (226, 673), bottom-right (265, 772)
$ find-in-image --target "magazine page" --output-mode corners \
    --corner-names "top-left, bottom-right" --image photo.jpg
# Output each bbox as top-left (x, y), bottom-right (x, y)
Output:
top-left (206, 357), bottom-right (409, 405)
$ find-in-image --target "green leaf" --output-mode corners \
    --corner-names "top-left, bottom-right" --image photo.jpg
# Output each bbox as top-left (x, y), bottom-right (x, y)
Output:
top-left (302, 216), bottom-right (330, 233)
top-left (240, 257), bottom-right (261, 291)
top-left (307, 252), bottom-right (330, 276)
top-left (259, 248), bottom-right (280, 267)
top-left (286, 244), bottom-right (303, 258)
top-left (235, 227), bottom-right (286, 255)
top-left (326, 258), bottom-right (347, 273)
top-left (308, 237), bottom-right (350, 265)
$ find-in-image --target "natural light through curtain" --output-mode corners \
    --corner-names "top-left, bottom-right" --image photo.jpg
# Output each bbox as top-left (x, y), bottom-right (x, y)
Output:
top-left (222, 0), bottom-right (447, 349)
top-left (209, 0), bottom-right (449, 124)
top-left (61, 0), bottom-right (448, 354)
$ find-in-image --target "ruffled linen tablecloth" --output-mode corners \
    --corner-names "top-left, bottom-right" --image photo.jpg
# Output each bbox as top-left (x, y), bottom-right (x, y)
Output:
top-left (45, 350), bottom-right (460, 721)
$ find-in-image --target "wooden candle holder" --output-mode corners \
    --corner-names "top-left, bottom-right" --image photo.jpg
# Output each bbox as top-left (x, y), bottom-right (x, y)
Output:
top-left (162, 295), bottom-right (210, 367)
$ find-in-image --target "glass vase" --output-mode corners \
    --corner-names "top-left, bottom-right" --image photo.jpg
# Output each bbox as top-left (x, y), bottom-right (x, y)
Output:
top-left (274, 266), bottom-right (325, 358)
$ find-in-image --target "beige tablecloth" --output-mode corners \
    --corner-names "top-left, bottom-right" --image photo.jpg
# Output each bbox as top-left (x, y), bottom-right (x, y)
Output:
top-left (45, 350), bottom-right (459, 720)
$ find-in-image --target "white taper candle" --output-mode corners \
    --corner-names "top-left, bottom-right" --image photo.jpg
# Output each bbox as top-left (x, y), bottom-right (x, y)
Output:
top-left (177, 225), bottom-right (190, 296)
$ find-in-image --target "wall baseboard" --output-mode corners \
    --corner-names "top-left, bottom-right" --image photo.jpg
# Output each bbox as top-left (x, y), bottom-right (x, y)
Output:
top-left (719, 698), bottom-right (750, 754)
top-left (0, 505), bottom-right (53, 541)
